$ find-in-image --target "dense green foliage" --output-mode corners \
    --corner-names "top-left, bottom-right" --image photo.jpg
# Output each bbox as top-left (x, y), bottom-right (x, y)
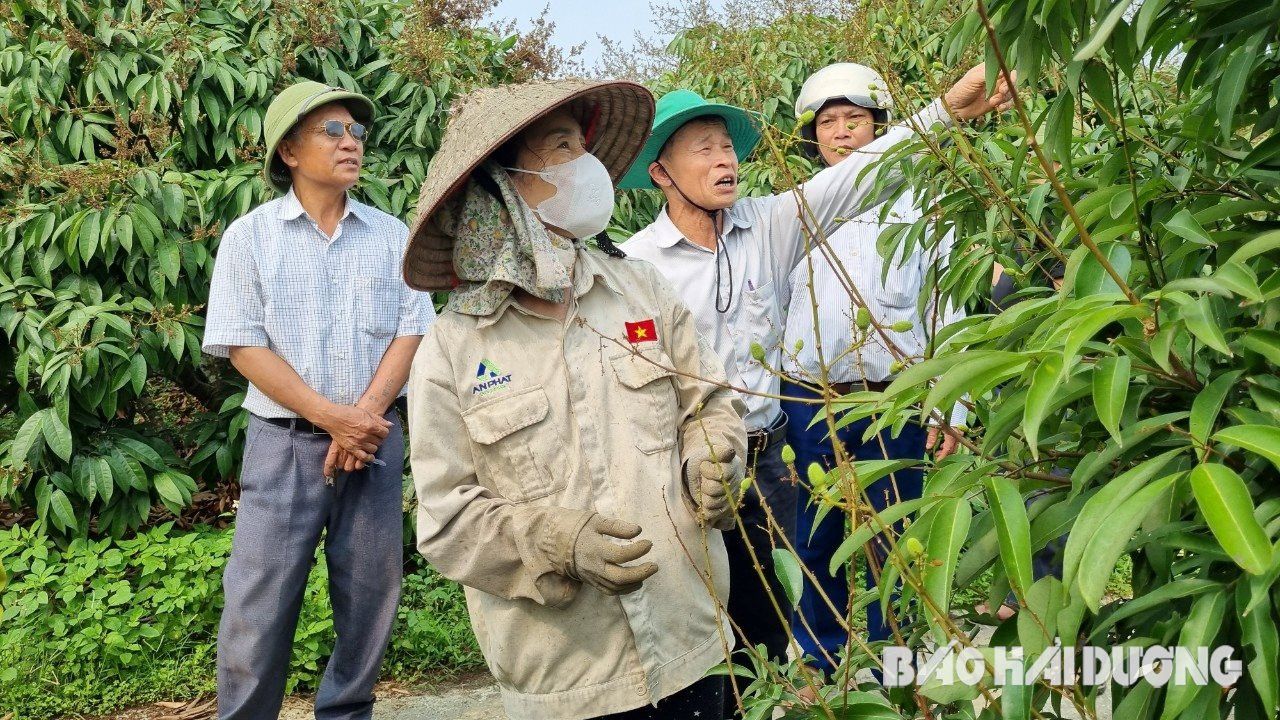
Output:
top-left (0, 521), bottom-right (480, 718)
top-left (0, 0), bottom-right (542, 537)
top-left (646, 1), bottom-right (1280, 719)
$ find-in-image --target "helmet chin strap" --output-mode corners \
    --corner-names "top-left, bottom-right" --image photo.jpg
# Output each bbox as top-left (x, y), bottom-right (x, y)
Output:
top-left (656, 161), bottom-right (734, 314)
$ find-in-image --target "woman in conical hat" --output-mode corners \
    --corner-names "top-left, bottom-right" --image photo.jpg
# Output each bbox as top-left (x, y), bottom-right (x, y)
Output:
top-left (403, 80), bottom-right (749, 720)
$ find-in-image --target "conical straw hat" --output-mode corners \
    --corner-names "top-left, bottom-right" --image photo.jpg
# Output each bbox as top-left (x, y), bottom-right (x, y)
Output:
top-left (403, 80), bottom-right (655, 292)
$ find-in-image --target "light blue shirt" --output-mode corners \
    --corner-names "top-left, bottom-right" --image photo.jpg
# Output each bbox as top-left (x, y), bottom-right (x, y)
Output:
top-left (203, 188), bottom-right (436, 418)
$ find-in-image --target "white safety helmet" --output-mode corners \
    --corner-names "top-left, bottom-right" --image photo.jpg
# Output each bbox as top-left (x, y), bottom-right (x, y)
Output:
top-left (794, 63), bottom-right (892, 160)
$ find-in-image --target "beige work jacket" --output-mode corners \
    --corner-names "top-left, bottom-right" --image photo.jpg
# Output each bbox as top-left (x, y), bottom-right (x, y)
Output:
top-left (408, 247), bottom-right (748, 720)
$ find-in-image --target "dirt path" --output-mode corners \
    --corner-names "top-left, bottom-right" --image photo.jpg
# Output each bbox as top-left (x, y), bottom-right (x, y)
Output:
top-left (279, 674), bottom-right (503, 720)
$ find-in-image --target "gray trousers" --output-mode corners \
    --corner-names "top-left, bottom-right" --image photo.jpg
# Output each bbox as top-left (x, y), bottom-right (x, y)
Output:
top-left (217, 413), bottom-right (404, 720)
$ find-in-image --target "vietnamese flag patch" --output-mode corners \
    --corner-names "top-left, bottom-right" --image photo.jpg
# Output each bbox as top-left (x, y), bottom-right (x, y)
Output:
top-left (625, 318), bottom-right (658, 344)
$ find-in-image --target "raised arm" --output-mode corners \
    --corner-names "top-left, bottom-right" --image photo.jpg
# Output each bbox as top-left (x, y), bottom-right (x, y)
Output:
top-left (768, 63), bottom-right (1015, 271)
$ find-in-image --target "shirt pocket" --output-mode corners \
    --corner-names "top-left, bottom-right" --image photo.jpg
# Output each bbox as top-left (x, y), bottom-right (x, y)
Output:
top-left (610, 349), bottom-right (679, 455)
top-left (354, 276), bottom-right (399, 338)
top-left (743, 280), bottom-right (783, 351)
top-left (877, 264), bottom-right (922, 309)
top-left (462, 385), bottom-right (565, 503)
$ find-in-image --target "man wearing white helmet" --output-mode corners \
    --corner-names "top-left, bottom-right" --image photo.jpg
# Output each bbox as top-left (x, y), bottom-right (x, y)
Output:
top-left (780, 62), bottom-right (968, 673)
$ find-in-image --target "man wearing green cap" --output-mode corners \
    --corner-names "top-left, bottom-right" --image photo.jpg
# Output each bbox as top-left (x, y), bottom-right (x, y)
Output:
top-left (203, 80), bottom-right (435, 719)
top-left (617, 64), bottom-right (1013, 675)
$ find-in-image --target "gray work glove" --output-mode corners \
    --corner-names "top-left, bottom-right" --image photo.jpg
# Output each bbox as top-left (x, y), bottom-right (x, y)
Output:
top-left (684, 446), bottom-right (744, 531)
top-left (569, 514), bottom-right (659, 595)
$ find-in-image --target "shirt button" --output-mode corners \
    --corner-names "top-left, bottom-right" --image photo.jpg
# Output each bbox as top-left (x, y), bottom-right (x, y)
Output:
top-left (634, 685), bottom-right (645, 696)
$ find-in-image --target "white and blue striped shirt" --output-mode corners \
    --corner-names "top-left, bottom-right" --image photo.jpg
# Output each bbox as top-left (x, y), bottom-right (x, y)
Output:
top-left (203, 188), bottom-right (436, 418)
top-left (781, 192), bottom-right (967, 424)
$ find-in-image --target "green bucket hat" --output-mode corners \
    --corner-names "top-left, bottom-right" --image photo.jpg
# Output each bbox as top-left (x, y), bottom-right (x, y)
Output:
top-left (263, 80), bottom-right (374, 193)
top-left (617, 89), bottom-right (761, 190)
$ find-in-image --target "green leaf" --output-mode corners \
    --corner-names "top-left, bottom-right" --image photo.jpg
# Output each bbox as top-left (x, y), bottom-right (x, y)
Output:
top-left (157, 237), bottom-right (180, 285)
top-left (1135, 0), bottom-right (1170, 45)
top-left (1073, 0), bottom-right (1131, 61)
top-left (159, 184), bottom-right (185, 225)
top-left (1163, 208), bottom-right (1215, 246)
top-left (1073, 242), bottom-right (1132, 296)
top-left (1063, 448), bottom-right (1186, 586)
top-left (1087, 578), bottom-right (1221, 642)
top-left (50, 488), bottom-right (78, 532)
top-left (984, 476), bottom-right (1032, 602)
top-left (1214, 424), bottom-right (1280, 472)
top-left (828, 496), bottom-right (940, 574)
top-left (923, 496), bottom-right (971, 641)
top-left (39, 409), bottom-right (73, 461)
top-left (8, 412), bottom-right (44, 466)
top-left (1237, 580), bottom-right (1279, 716)
top-left (78, 210), bottom-right (101, 262)
top-left (1214, 263), bottom-right (1263, 303)
top-left (882, 351), bottom-right (1009, 398)
top-left (1058, 304), bottom-right (1149, 365)
top-left (1181, 296), bottom-right (1232, 356)
top-left (1017, 576), bottom-right (1064, 661)
top-left (771, 548), bottom-right (803, 608)
top-left (151, 471), bottom-right (185, 507)
top-left (130, 353), bottom-right (147, 395)
top-left (116, 437), bottom-right (166, 470)
top-left (1240, 329), bottom-right (1280, 365)
top-left (106, 450), bottom-right (144, 492)
top-left (1215, 41), bottom-right (1254, 139)
top-left (92, 456), bottom-right (113, 505)
top-left (1092, 354), bottom-right (1130, 444)
top-left (1076, 474), bottom-right (1177, 611)
top-left (1230, 229), bottom-right (1280, 265)
top-left (1189, 371), bottom-right (1241, 443)
top-left (923, 353), bottom-right (1030, 420)
top-left (1022, 355), bottom-right (1063, 459)
top-left (1189, 463), bottom-right (1273, 575)
top-left (1162, 588), bottom-right (1229, 719)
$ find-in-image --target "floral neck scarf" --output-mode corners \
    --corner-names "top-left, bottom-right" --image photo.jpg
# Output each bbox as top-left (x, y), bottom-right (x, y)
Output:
top-left (439, 160), bottom-right (576, 316)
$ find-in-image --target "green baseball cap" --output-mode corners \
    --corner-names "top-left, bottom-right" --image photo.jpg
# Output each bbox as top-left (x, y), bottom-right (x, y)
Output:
top-left (263, 80), bottom-right (374, 193)
top-left (618, 89), bottom-right (761, 190)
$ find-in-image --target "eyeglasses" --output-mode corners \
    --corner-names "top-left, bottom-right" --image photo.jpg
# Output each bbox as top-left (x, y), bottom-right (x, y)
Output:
top-left (294, 86), bottom-right (368, 142)
top-left (305, 119), bottom-right (368, 142)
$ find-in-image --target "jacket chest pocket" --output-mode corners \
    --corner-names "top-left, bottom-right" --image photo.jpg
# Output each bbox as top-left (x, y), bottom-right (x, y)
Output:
top-left (610, 349), bottom-right (678, 455)
top-left (354, 276), bottom-right (399, 338)
top-left (462, 386), bottom-right (565, 503)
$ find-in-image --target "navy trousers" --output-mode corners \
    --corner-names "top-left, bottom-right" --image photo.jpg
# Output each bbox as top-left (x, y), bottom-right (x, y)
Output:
top-left (217, 413), bottom-right (404, 720)
top-left (780, 379), bottom-right (925, 673)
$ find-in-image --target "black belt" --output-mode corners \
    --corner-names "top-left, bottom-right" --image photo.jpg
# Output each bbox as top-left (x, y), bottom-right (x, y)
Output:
top-left (748, 412), bottom-right (788, 456)
top-left (260, 415), bottom-right (329, 435)
top-left (830, 380), bottom-right (892, 395)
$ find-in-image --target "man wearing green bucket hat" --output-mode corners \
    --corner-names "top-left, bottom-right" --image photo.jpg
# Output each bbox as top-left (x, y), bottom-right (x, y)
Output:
top-left (204, 79), bottom-right (435, 719)
top-left (618, 64), bottom-right (1013, 680)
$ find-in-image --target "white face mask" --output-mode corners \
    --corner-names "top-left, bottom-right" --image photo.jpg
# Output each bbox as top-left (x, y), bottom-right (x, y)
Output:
top-left (508, 152), bottom-right (615, 239)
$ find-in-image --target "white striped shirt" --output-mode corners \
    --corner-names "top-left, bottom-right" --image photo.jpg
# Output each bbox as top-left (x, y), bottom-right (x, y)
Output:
top-left (203, 189), bottom-right (436, 418)
top-left (781, 192), bottom-right (968, 424)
